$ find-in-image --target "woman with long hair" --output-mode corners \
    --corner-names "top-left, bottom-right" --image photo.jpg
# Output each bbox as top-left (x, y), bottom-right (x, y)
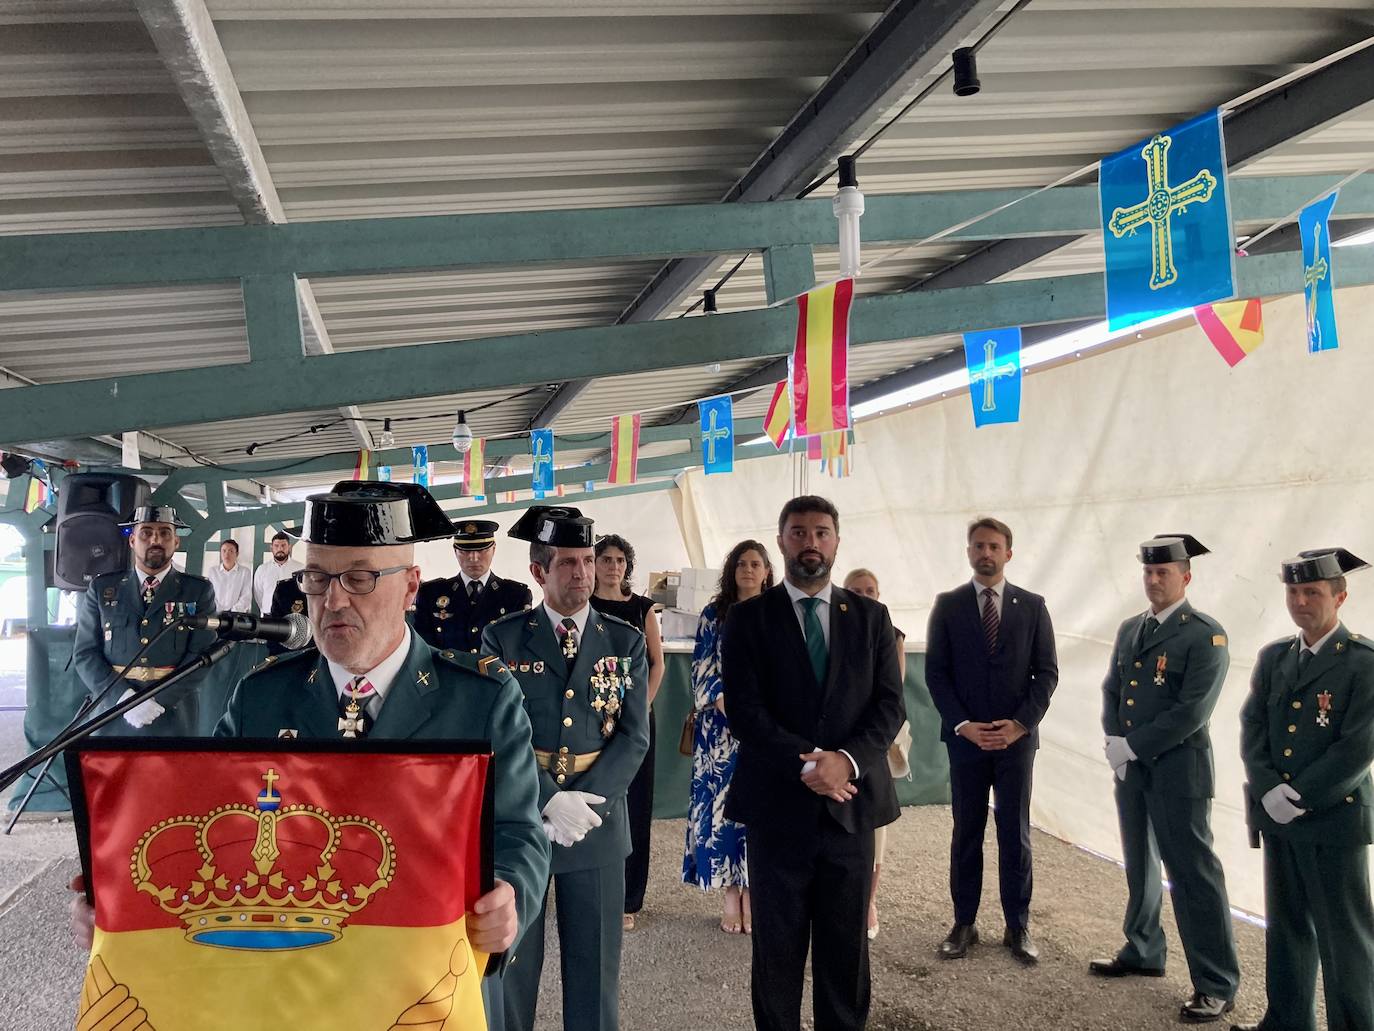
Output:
top-left (590, 533), bottom-right (664, 932)
top-left (843, 567), bottom-right (911, 941)
top-left (683, 539), bottom-right (774, 933)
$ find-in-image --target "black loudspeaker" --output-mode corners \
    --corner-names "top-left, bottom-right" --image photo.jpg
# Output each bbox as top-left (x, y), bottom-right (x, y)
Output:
top-left (53, 473), bottom-right (152, 591)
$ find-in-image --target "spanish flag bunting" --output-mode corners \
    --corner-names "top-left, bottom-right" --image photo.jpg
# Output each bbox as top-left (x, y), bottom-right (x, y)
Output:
top-left (22, 460), bottom-right (49, 513)
top-left (353, 449), bottom-right (371, 480)
top-left (608, 413), bottom-right (641, 485)
top-left (763, 381), bottom-right (791, 449)
top-left (464, 438), bottom-right (486, 499)
top-left (72, 746), bottom-right (493, 1031)
top-left (791, 279), bottom-right (853, 437)
top-left (1193, 298), bottom-right (1263, 367)
top-left (820, 431), bottom-right (850, 478)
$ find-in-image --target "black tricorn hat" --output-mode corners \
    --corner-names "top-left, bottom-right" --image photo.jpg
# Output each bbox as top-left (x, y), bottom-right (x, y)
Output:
top-left (507, 505), bottom-right (594, 548)
top-left (119, 505), bottom-right (191, 535)
top-left (1280, 548), bottom-right (1371, 584)
top-left (452, 518), bottom-right (499, 551)
top-left (293, 480), bottom-right (455, 547)
top-left (1139, 534), bottom-right (1210, 564)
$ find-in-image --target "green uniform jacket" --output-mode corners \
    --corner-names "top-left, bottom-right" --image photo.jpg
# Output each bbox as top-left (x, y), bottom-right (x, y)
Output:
top-left (482, 607), bottom-right (649, 875)
top-left (73, 568), bottom-right (218, 737)
top-left (214, 632), bottom-right (552, 946)
top-left (1242, 624), bottom-right (1374, 845)
top-left (1102, 600), bottom-right (1229, 797)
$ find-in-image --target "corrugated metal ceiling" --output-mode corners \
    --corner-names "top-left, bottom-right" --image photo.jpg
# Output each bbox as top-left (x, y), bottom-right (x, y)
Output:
top-left (2, 0), bottom-right (1373, 494)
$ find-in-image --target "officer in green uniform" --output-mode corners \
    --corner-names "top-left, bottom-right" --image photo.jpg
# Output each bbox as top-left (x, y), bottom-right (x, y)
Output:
top-left (1235, 548), bottom-right (1374, 1031)
top-left (73, 504), bottom-right (218, 737)
top-left (1092, 534), bottom-right (1239, 1024)
top-left (483, 505), bottom-right (649, 1031)
top-left (413, 518), bottom-right (533, 654)
top-left (215, 480), bottom-right (550, 1031)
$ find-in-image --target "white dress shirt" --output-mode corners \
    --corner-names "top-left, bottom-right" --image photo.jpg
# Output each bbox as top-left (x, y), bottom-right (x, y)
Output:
top-left (326, 627), bottom-right (412, 721)
top-left (1300, 622), bottom-right (1341, 657)
top-left (1145, 596), bottom-right (1187, 625)
top-left (254, 557), bottom-right (304, 612)
top-left (972, 577), bottom-right (1006, 618)
top-left (206, 562), bottom-right (252, 611)
top-left (134, 563), bottom-right (172, 589)
top-left (545, 601), bottom-right (590, 644)
top-left (460, 571), bottom-right (494, 593)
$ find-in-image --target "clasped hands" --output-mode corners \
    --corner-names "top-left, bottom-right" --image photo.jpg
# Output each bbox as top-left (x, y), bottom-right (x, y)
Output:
top-left (957, 720), bottom-right (1027, 751)
top-left (542, 790), bottom-right (606, 847)
top-left (799, 750), bottom-right (856, 803)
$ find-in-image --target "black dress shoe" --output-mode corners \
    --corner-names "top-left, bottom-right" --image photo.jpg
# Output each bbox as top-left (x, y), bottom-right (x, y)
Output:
top-left (1180, 993), bottom-right (1234, 1023)
top-left (1003, 926), bottom-right (1039, 964)
top-left (938, 923), bottom-right (978, 959)
top-left (1088, 956), bottom-right (1166, 978)
top-left (1229, 1024), bottom-right (1260, 1030)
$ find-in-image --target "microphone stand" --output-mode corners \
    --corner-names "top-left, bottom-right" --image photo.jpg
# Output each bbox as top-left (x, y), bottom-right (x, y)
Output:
top-left (0, 638), bottom-right (239, 809)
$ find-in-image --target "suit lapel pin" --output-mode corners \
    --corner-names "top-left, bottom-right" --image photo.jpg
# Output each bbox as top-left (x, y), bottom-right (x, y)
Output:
top-left (533, 661), bottom-right (545, 674)
top-left (1336, 641), bottom-right (1346, 653)
top-left (307, 668), bottom-right (318, 684)
top-left (1180, 612), bottom-right (1189, 623)
top-left (519, 662), bottom-right (531, 673)
top-left (277, 729), bottom-right (298, 739)
top-left (1012, 597), bottom-right (1019, 604)
top-left (839, 603), bottom-right (848, 612)
top-left (417, 670), bottom-right (431, 686)
top-left (596, 623), bottom-right (606, 633)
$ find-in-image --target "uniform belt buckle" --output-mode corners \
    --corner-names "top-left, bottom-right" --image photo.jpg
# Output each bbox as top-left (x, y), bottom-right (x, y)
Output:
top-left (552, 752), bottom-right (573, 778)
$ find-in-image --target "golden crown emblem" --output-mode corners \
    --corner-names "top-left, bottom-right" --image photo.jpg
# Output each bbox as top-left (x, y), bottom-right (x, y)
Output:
top-left (131, 768), bottom-right (395, 951)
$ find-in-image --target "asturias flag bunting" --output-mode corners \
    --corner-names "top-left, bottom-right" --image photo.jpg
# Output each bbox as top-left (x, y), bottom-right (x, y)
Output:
top-left (1194, 298), bottom-right (1263, 366)
top-left (71, 744), bottom-right (493, 1030)
top-left (411, 445), bottom-right (430, 488)
top-left (763, 380), bottom-right (791, 449)
top-left (791, 279), bottom-right (853, 437)
top-left (530, 428), bottom-right (555, 497)
top-left (698, 396), bottom-right (734, 475)
top-left (608, 414), bottom-right (641, 485)
top-left (1101, 109), bottom-right (1235, 330)
top-left (962, 327), bottom-right (1023, 427)
top-left (463, 437), bottom-right (486, 499)
top-left (1299, 190), bottom-right (1340, 353)
top-left (22, 459), bottom-right (49, 513)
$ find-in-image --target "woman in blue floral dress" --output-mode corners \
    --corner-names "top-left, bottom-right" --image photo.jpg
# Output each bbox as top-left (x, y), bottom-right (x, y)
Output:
top-left (683, 539), bottom-right (774, 934)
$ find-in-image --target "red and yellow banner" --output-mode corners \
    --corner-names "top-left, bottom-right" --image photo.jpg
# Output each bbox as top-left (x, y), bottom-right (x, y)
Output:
top-left (791, 279), bottom-right (853, 437)
top-left (464, 438), bottom-right (486, 498)
top-left (1194, 297), bottom-right (1263, 367)
top-left (608, 413), bottom-right (640, 485)
top-left (22, 465), bottom-right (49, 513)
top-left (352, 449), bottom-right (371, 480)
top-left (73, 745), bottom-right (492, 1030)
top-left (763, 381), bottom-right (790, 449)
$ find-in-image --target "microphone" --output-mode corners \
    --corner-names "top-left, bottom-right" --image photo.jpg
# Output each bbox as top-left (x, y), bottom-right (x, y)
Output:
top-left (186, 611), bottom-right (312, 650)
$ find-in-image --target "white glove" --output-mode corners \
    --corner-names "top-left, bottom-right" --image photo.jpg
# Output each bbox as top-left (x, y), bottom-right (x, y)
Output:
top-left (1114, 762), bottom-right (1128, 782)
top-left (1104, 735), bottom-right (1136, 771)
top-left (119, 689), bottom-right (165, 728)
top-left (542, 790), bottom-right (605, 845)
top-left (1261, 783), bottom-right (1306, 825)
top-left (541, 818), bottom-right (577, 848)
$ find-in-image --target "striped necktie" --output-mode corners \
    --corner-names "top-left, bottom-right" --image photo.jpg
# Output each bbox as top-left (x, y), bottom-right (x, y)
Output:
top-left (142, 575), bottom-right (159, 605)
top-left (981, 587), bottom-right (1000, 651)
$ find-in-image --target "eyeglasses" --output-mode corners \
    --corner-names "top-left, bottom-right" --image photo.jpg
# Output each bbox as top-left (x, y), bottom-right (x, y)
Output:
top-left (294, 566), bottom-right (409, 596)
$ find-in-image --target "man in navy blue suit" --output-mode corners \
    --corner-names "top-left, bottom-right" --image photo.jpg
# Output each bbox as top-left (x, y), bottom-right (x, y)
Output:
top-left (925, 516), bottom-right (1059, 964)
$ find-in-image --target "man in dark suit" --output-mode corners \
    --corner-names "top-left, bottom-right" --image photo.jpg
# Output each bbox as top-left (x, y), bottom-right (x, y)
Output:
top-left (925, 516), bottom-right (1058, 964)
top-left (1094, 535), bottom-right (1239, 1024)
top-left (723, 495), bottom-right (905, 1031)
top-left (483, 506), bottom-right (649, 1031)
top-left (73, 504), bottom-right (218, 737)
top-left (414, 519), bottom-right (533, 655)
top-left (1235, 548), bottom-right (1374, 1031)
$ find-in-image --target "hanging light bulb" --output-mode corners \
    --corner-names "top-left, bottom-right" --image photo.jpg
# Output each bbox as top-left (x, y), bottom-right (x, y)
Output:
top-left (833, 154), bottom-right (864, 278)
top-left (703, 289), bottom-right (719, 315)
top-left (378, 417), bottom-right (395, 449)
top-left (451, 410), bottom-right (473, 453)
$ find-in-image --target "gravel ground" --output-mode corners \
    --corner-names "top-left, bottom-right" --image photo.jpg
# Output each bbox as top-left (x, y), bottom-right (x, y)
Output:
top-left (1, 699), bottom-right (1302, 1031)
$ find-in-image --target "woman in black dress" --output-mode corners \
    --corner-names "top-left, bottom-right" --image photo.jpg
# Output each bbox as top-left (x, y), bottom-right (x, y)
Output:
top-left (590, 533), bottom-right (665, 931)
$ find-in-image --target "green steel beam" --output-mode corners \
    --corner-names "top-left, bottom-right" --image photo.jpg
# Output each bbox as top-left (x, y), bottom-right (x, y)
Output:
top-left (762, 245), bottom-right (817, 306)
top-left (1, 175), bottom-right (1370, 293)
top-left (243, 274), bottom-right (303, 362)
top-left (5, 245), bottom-right (1370, 448)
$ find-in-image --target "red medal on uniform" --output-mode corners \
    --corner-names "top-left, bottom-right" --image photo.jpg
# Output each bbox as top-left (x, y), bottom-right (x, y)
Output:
top-left (1317, 690), bottom-right (1333, 728)
top-left (1154, 654), bottom-right (1167, 686)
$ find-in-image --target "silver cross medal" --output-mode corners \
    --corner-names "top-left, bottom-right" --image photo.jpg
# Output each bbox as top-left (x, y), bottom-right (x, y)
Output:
top-left (338, 694), bottom-right (366, 738)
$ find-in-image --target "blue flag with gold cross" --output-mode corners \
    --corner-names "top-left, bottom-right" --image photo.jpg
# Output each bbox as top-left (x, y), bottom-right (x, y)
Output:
top-left (1299, 190), bottom-right (1339, 353)
top-left (1100, 110), bottom-right (1235, 330)
top-left (698, 396), bottom-right (734, 475)
top-left (530, 428), bottom-right (555, 497)
top-left (963, 327), bottom-right (1022, 427)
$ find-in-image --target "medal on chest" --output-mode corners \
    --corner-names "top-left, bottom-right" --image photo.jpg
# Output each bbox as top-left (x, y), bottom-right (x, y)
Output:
top-left (1317, 690), bottom-right (1333, 729)
top-left (1154, 653), bottom-right (1167, 687)
top-left (338, 681), bottom-right (368, 739)
top-left (434, 595), bottom-right (452, 621)
top-left (589, 655), bottom-right (633, 739)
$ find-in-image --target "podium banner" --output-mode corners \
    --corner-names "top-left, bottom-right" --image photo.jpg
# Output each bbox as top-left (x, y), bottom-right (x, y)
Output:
top-left (68, 740), bottom-right (494, 1031)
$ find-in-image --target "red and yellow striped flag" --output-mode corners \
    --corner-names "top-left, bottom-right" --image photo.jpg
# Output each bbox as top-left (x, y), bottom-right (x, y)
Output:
top-left (22, 461), bottom-right (49, 513)
top-left (608, 414), bottom-right (640, 485)
top-left (353, 449), bottom-right (372, 480)
top-left (73, 747), bottom-right (493, 1030)
top-left (464, 438), bottom-right (486, 498)
top-left (791, 279), bottom-right (853, 437)
top-left (1194, 298), bottom-right (1263, 367)
top-left (763, 381), bottom-right (791, 449)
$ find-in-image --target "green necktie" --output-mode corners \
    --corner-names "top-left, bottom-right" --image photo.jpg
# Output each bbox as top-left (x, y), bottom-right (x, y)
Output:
top-left (801, 596), bottom-right (829, 684)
